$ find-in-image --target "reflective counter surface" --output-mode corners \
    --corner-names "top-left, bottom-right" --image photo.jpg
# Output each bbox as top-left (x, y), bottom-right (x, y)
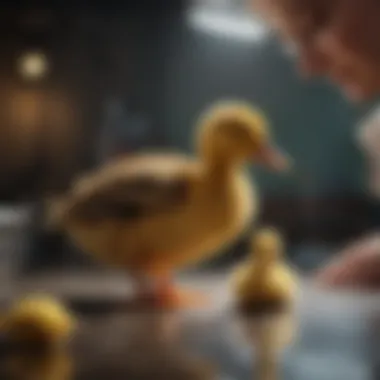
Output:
top-left (2, 276), bottom-right (380, 380)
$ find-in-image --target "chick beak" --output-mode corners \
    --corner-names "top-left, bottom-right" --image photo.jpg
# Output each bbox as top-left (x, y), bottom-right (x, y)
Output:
top-left (255, 143), bottom-right (291, 172)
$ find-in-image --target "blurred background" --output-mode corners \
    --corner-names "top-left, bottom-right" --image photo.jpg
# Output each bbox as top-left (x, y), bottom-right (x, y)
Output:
top-left (0, 0), bottom-right (377, 284)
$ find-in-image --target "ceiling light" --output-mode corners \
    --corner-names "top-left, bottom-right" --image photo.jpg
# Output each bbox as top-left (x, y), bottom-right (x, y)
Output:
top-left (187, 8), bottom-right (268, 42)
top-left (18, 51), bottom-right (49, 81)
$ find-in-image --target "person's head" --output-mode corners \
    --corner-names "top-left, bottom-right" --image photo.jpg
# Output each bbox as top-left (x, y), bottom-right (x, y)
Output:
top-left (252, 0), bottom-right (380, 102)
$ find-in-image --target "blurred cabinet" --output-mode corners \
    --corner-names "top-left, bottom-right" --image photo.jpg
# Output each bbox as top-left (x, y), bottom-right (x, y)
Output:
top-left (0, 85), bottom-right (78, 194)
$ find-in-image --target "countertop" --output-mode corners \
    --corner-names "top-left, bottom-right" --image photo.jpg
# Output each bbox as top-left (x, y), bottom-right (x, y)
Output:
top-left (2, 272), bottom-right (380, 380)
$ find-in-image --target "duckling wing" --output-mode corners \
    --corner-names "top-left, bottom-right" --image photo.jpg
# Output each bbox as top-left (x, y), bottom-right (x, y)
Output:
top-left (66, 153), bottom-right (195, 223)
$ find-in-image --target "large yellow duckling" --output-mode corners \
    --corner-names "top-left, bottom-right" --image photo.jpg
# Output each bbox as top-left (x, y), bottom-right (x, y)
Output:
top-left (48, 101), bottom-right (290, 308)
top-left (232, 228), bottom-right (298, 314)
top-left (1, 294), bottom-right (76, 351)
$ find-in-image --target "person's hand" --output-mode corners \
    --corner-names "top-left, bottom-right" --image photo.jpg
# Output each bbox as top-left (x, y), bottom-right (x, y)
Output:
top-left (314, 234), bottom-right (380, 290)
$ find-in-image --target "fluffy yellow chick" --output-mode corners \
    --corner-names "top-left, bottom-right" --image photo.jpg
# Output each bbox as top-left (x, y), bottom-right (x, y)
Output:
top-left (46, 101), bottom-right (290, 309)
top-left (2, 294), bottom-right (76, 348)
top-left (4, 350), bottom-right (73, 380)
top-left (232, 228), bottom-right (298, 313)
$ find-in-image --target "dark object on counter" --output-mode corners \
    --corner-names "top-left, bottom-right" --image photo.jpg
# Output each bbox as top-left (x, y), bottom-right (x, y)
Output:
top-left (22, 201), bottom-right (92, 274)
top-left (0, 332), bottom-right (12, 358)
top-left (0, 332), bottom-right (53, 360)
top-left (21, 202), bottom-right (66, 274)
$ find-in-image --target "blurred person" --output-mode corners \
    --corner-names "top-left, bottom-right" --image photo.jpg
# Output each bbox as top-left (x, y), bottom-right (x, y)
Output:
top-left (251, 0), bottom-right (380, 289)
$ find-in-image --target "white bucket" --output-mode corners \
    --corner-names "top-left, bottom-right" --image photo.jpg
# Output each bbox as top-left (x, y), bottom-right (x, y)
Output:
top-left (0, 204), bottom-right (33, 282)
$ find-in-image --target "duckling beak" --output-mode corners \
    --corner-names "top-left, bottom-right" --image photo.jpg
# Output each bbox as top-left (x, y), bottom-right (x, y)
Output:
top-left (255, 144), bottom-right (291, 172)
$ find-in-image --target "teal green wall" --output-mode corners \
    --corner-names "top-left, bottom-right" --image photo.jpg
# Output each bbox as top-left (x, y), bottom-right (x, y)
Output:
top-left (159, 27), bottom-right (369, 197)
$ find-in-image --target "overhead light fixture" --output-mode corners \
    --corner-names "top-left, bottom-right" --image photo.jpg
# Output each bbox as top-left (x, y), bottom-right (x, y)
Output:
top-left (187, 7), bottom-right (268, 42)
top-left (18, 51), bottom-right (49, 81)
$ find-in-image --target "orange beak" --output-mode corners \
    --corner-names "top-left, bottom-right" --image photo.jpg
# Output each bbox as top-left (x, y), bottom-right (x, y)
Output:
top-left (255, 143), bottom-right (291, 172)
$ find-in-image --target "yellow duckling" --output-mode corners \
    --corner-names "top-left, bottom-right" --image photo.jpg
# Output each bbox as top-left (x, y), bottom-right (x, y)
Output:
top-left (232, 228), bottom-right (298, 313)
top-left (4, 350), bottom-right (73, 380)
top-left (47, 101), bottom-right (290, 309)
top-left (2, 294), bottom-right (76, 349)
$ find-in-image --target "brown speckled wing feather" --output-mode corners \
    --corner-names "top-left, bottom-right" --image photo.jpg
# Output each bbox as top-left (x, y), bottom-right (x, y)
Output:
top-left (67, 172), bottom-right (191, 223)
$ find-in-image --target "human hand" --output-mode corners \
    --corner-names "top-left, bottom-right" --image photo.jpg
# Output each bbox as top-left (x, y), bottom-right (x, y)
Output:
top-left (314, 233), bottom-right (380, 290)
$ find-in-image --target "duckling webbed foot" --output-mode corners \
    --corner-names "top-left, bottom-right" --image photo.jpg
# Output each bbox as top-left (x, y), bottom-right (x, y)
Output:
top-left (133, 260), bottom-right (209, 310)
top-left (152, 277), bottom-right (209, 310)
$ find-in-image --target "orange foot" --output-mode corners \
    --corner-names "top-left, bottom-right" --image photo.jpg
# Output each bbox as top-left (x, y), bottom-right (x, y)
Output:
top-left (154, 282), bottom-right (209, 310)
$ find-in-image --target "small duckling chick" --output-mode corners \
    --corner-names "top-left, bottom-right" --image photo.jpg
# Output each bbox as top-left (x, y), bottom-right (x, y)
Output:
top-left (1, 294), bottom-right (76, 352)
top-left (232, 228), bottom-right (298, 314)
top-left (4, 350), bottom-right (73, 380)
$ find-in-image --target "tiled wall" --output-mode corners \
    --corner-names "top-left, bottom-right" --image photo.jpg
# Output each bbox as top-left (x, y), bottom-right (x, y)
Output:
top-left (8, 3), bottom-right (377, 271)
